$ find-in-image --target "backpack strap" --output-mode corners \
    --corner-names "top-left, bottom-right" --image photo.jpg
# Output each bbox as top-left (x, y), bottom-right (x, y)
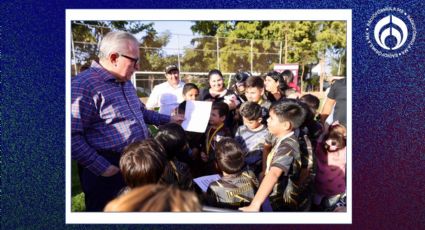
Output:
top-left (290, 128), bottom-right (315, 187)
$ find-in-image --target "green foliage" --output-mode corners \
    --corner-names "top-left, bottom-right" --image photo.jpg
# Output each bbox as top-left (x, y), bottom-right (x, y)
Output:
top-left (331, 50), bottom-right (346, 76)
top-left (149, 124), bottom-right (159, 136)
top-left (188, 21), bottom-right (346, 75)
top-left (71, 160), bottom-right (82, 196)
top-left (139, 31), bottom-right (175, 71)
top-left (71, 160), bottom-right (85, 212)
top-left (71, 193), bottom-right (86, 212)
top-left (72, 20), bottom-right (347, 78)
top-left (304, 75), bottom-right (321, 91)
top-left (71, 21), bottom-right (163, 74)
top-left (190, 21), bottom-right (234, 36)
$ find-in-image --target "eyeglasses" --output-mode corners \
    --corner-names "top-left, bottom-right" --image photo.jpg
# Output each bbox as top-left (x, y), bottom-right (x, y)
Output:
top-left (119, 53), bottom-right (139, 68)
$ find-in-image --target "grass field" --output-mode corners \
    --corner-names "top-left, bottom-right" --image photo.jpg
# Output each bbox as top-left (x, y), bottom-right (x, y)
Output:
top-left (71, 160), bottom-right (85, 211)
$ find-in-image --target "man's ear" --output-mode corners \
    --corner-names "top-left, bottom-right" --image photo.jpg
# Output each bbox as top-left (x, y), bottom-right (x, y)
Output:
top-left (109, 53), bottom-right (119, 65)
top-left (260, 88), bottom-right (265, 96)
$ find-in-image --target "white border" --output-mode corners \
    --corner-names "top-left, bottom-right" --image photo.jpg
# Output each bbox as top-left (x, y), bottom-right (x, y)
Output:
top-left (66, 9), bottom-right (352, 224)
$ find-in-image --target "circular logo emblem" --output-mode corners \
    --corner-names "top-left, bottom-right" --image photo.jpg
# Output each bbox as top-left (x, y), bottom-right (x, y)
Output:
top-left (366, 7), bottom-right (416, 58)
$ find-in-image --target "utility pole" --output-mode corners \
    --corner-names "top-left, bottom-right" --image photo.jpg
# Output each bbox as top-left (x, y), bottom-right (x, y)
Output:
top-left (250, 39), bottom-right (254, 73)
top-left (216, 36), bottom-right (220, 69)
top-left (284, 32), bottom-right (288, 64)
top-left (279, 41), bottom-right (282, 64)
top-left (177, 34), bottom-right (181, 70)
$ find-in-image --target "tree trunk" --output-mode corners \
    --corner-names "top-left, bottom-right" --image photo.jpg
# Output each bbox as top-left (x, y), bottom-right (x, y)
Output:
top-left (319, 56), bottom-right (325, 94)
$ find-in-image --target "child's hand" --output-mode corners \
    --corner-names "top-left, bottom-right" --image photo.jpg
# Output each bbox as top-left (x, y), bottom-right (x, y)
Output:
top-left (200, 152), bottom-right (209, 162)
top-left (239, 205), bottom-right (260, 212)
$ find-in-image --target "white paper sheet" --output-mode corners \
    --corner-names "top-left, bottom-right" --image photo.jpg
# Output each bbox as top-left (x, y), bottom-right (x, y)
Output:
top-left (181, 100), bottom-right (212, 133)
top-left (193, 174), bottom-right (221, 192)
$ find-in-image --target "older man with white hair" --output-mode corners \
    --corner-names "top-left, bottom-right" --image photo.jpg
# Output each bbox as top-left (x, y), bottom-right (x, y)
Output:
top-left (71, 31), bottom-right (183, 211)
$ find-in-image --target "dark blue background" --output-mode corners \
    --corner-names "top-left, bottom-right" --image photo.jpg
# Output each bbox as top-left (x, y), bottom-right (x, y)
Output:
top-left (2, 0), bottom-right (424, 229)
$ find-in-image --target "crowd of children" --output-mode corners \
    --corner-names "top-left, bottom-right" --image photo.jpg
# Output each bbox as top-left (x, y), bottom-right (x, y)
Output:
top-left (102, 70), bottom-right (347, 212)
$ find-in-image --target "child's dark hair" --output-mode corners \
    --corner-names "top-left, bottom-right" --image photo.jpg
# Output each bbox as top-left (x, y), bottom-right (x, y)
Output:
top-left (270, 100), bottom-right (306, 129)
top-left (177, 101), bottom-right (186, 115)
top-left (239, 101), bottom-right (262, 120)
top-left (245, 76), bottom-right (264, 89)
top-left (281, 70), bottom-right (294, 84)
top-left (208, 69), bottom-right (223, 80)
top-left (212, 101), bottom-right (229, 117)
top-left (155, 123), bottom-right (188, 160)
top-left (183, 83), bottom-right (199, 95)
top-left (120, 139), bottom-right (167, 188)
top-left (297, 100), bottom-right (316, 127)
top-left (215, 138), bottom-right (244, 174)
top-left (300, 94), bottom-right (320, 111)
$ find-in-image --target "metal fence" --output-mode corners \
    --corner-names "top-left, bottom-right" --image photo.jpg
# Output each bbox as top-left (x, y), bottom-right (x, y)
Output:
top-left (71, 22), bottom-right (327, 96)
top-left (71, 23), bottom-right (284, 75)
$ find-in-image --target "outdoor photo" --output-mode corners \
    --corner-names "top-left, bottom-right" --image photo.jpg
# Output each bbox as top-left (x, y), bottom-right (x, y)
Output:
top-left (5, 0), bottom-right (424, 228)
top-left (67, 10), bottom-right (351, 224)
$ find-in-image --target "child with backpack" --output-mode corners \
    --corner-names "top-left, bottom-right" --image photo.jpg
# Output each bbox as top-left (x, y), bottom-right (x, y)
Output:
top-left (205, 138), bottom-right (259, 210)
top-left (155, 123), bottom-right (194, 191)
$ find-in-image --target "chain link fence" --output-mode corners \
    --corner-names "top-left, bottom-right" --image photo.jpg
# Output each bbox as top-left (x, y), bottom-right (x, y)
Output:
top-left (71, 22), bottom-right (329, 97)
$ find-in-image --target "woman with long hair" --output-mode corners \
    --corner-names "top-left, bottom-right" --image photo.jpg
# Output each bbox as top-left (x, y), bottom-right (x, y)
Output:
top-left (263, 71), bottom-right (288, 102)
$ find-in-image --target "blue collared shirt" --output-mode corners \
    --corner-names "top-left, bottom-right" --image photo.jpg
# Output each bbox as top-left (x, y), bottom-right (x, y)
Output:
top-left (71, 61), bottom-right (170, 175)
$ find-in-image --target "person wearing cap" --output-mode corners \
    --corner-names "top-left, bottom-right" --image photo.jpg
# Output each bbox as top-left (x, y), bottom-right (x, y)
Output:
top-left (71, 31), bottom-right (184, 211)
top-left (146, 65), bottom-right (185, 116)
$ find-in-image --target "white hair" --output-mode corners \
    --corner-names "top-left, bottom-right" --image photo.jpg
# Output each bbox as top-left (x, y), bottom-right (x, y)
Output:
top-left (98, 31), bottom-right (139, 60)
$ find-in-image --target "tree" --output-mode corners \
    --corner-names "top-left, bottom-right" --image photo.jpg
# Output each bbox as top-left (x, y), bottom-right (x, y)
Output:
top-left (181, 36), bottom-right (220, 72)
top-left (71, 21), bottom-right (161, 75)
top-left (187, 21), bottom-right (323, 75)
top-left (183, 20), bottom-right (347, 86)
top-left (313, 21), bottom-right (347, 91)
top-left (139, 30), bottom-right (174, 71)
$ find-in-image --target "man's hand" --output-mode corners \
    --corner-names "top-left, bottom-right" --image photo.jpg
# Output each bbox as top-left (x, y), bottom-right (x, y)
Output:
top-left (101, 165), bottom-right (120, 177)
top-left (170, 114), bottom-right (185, 124)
